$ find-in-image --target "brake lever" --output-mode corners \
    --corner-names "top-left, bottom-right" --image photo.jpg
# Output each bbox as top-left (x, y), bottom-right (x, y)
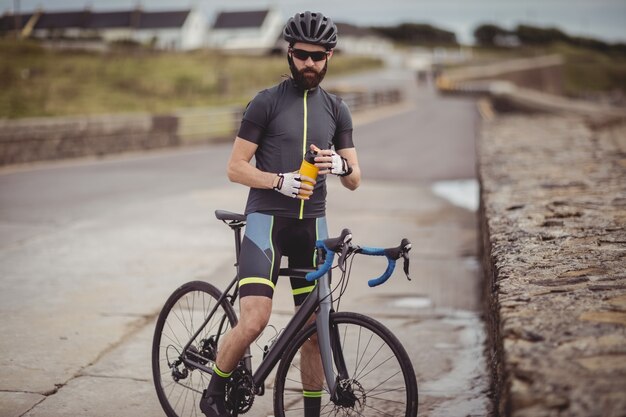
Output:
top-left (403, 252), bottom-right (411, 281)
top-left (338, 241), bottom-right (351, 273)
top-left (401, 239), bottom-right (412, 281)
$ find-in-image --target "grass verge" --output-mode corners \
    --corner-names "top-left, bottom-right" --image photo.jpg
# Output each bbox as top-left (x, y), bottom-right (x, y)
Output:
top-left (0, 40), bottom-right (382, 119)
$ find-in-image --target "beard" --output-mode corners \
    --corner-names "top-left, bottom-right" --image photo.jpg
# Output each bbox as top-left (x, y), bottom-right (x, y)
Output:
top-left (289, 59), bottom-right (328, 90)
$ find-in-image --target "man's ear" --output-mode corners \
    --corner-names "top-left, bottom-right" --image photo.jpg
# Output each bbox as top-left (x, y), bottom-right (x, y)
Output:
top-left (327, 49), bottom-right (334, 60)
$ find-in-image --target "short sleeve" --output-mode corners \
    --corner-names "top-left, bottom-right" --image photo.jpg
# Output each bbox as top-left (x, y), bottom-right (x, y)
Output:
top-left (333, 100), bottom-right (354, 150)
top-left (237, 91), bottom-right (272, 144)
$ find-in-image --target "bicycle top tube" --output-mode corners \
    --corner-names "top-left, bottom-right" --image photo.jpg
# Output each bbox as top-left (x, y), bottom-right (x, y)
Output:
top-left (278, 267), bottom-right (316, 279)
top-left (305, 229), bottom-right (412, 287)
top-left (214, 211), bottom-right (411, 286)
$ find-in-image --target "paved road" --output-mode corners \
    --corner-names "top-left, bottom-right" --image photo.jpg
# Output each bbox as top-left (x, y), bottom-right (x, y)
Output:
top-left (0, 67), bottom-right (490, 416)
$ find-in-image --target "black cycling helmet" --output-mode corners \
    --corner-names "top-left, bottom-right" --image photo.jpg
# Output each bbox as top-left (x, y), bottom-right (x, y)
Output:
top-left (283, 11), bottom-right (338, 50)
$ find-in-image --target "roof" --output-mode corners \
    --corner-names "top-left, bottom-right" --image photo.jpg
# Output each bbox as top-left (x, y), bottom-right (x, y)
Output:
top-left (139, 11), bottom-right (190, 29)
top-left (89, 11), bottom-right (131, 29)
top-left (213, 10), bottom-right (269, 29)
top-left (36, 11), bottom-right (90, 29)
top-left (0, 9), bottom-right (192, 31)
top-left (0, 12), bottom-right (33, 30)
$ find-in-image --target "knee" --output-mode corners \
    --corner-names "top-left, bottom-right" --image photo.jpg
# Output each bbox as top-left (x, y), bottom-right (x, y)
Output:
top-left (238, 311), bottom-right (270, 341)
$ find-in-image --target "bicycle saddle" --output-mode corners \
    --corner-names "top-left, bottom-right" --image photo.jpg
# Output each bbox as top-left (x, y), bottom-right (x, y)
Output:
top-left (215, 210), bottom-right (246, 222)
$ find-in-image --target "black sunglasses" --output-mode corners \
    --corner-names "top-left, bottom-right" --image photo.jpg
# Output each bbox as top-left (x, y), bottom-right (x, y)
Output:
top-left (290, 48), bottom-right (329, 62)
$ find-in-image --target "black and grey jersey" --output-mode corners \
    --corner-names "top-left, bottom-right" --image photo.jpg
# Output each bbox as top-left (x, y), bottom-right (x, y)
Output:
top-left (237, 78), bottom-right (354, 219)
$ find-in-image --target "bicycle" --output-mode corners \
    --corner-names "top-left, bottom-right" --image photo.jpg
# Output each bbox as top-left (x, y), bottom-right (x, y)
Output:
top-left (152, 210), bottom-right (418, 417)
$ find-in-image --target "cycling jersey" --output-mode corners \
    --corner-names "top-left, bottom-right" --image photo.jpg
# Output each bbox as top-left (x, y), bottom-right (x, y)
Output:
top-left (238, 78), bottom-right (354, 219)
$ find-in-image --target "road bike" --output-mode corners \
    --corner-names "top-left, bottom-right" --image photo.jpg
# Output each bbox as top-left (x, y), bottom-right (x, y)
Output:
top-left (152, 210), bottom-right (418, 416)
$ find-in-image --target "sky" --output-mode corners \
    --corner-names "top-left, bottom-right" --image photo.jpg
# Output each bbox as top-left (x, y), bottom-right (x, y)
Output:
top-left (2, 0), bottom-right (625, 45)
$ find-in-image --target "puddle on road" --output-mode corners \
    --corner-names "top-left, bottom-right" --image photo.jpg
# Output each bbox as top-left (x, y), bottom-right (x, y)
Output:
top-left (420, 311), bottom-right (492, 416)
top-left (431, 179), bottom-right (479, 211)
top-left (390, 296), bottom-right (433, 309)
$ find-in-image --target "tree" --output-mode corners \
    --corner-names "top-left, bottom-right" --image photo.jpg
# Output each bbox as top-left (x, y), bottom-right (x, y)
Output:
top-left (474, 24), bottom-right (509, 46)
top-left (371, 23), bottom-right (457, 46)
top-left (515, 24), bottom-right (568, 45)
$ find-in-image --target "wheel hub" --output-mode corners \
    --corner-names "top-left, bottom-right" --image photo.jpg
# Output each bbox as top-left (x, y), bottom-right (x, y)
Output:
top-left (334, 379), bottom-right (366, 409)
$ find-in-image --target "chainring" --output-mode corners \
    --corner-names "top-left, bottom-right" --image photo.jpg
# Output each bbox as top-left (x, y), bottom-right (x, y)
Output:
top-left (224, 366), bottom-right (255, 415)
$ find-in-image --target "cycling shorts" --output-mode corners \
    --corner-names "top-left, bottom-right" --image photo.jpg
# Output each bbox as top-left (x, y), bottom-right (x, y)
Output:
top-left (238, 212), bottom-right (328, 306)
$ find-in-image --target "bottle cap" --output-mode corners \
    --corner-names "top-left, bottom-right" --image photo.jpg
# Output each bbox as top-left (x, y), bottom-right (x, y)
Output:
top-left (304, 149), bottom-right (317, 163)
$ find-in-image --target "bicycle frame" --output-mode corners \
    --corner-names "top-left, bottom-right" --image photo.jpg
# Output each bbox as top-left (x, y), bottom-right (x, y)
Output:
top-left (179, 222), bottom-right (343, 398)
top-left (253, 268), bottom-right (339, 395)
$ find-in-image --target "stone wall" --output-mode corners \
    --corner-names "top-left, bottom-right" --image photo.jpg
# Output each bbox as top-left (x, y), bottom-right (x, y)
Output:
top-left (478, 113), bottom-right (626, 416)
top-left (0, 88), bottom-right (403, 167)
top-left (0, 113), bottom-right (179, 166)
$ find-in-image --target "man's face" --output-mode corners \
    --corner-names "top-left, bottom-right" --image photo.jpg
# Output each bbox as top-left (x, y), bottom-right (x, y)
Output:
top-left (289, 42), bottom-right (333, 90)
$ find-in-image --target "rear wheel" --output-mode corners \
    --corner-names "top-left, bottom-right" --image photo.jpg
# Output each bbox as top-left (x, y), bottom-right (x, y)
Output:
top-left (273, 312), bottom-right (418, 416)
top-left (152, 280), bottom-right (238, 417)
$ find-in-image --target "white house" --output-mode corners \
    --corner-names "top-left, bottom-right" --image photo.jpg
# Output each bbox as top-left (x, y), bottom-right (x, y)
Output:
top-left (1, 8), bottom-right (207, 50)
top-left (130, 10), bottom-right (207, 50)
top-left (208, 9), bottom-right (283, 54)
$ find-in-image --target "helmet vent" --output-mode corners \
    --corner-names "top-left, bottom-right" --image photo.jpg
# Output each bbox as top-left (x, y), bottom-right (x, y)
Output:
top-left (316, 24), bottom-right (326, 38)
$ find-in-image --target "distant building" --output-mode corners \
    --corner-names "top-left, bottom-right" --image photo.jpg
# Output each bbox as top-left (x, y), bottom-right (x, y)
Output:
top-left (208, 9), bottom-right (284, 54)
top-left (0, 8), bottom-right (207, 50)
top-left (207, 12), bottom-right (394, 56)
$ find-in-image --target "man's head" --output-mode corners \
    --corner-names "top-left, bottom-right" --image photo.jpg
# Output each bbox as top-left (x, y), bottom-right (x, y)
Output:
top-left (283, 11), bottom-right (338, 90)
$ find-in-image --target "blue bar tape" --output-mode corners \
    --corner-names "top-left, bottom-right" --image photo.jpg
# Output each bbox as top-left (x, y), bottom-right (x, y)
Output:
top-left (367, 258), bottom-right (396, 287)
top-left (305, 241), bottom-right (334, 281)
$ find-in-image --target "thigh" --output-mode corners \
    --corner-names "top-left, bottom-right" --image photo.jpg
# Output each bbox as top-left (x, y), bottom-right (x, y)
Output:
top-left (287, 217), bottom-right (328, 306)
top-left (238, 212), bottom-right (281, 300)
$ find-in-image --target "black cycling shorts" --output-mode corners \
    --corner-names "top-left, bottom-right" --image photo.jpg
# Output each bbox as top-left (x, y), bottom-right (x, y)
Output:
top-left (238, 212), bottom-right (328, 306)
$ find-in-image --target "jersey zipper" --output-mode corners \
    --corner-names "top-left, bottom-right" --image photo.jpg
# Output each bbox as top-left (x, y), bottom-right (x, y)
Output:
top-left (299, 89), bottom-right (308, 220)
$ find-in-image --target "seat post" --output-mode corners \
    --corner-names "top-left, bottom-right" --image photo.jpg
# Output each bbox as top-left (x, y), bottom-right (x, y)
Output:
top-left (233, 225), bottom-right (243, 267)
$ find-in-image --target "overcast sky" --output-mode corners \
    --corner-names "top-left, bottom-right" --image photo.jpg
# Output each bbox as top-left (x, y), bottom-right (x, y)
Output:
top-left (2, 0), bottom-right (625, 44)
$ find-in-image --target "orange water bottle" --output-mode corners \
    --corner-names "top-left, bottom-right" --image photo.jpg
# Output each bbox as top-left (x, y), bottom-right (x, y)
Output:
top-left (299, 149), bottom-right (318, 197)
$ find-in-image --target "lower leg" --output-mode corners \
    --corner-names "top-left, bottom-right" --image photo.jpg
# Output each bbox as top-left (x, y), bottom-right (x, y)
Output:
top-left (299, 311), bottom-right (324, 417)
top-left (201, 296), bottom-right (271, 416)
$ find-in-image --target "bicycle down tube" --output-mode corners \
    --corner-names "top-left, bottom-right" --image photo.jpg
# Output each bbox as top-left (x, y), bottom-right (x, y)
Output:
top-left (250, 268), bottom-right (340, 396)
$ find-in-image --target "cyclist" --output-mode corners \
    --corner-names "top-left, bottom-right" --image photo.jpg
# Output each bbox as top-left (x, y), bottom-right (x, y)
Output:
top-left (200, 11), bottom-right (361, 417)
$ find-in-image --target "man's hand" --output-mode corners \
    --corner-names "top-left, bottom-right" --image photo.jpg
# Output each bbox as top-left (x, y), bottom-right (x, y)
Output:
top-left (312, 145), bottom-right (351, 176)
top-left (273, 172), bottom-right (315, 199)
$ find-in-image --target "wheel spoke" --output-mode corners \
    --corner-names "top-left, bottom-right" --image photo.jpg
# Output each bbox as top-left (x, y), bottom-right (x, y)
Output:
top-left (274, 313), bottom-right (417, 417)
top-left (152, 282), bottom-right (237, 417)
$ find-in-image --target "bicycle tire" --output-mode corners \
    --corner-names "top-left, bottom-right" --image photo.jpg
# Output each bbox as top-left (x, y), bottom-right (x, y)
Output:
top-left (273, 312), bottom-right (418, 417)
top-left (152, 280), bottom-right (238, 417)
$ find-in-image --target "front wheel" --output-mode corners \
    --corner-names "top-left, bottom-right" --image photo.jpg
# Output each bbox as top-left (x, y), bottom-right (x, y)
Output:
top-left (152, 280), bottom-right (238, 417)
top-left (273, 312), bottom-right (418, 417)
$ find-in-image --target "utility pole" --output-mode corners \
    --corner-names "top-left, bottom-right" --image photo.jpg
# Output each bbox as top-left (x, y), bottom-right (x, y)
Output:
top-left (14, 0), bottom-right (21, 41)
